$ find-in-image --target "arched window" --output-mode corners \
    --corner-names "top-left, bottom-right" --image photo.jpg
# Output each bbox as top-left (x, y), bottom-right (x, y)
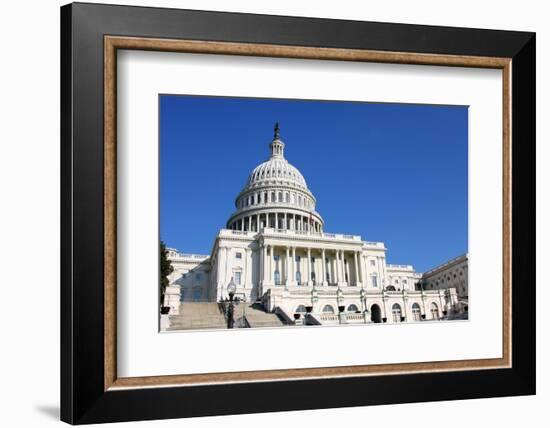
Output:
top-left (412, 303), bottom-right (421, 321)
top-left (430, 302), bottom-right (440, 320)
top-left (322, 305), bottom-right (335, 313)
top-left (295, 271), bottom-right (302, 285)
top-left (271, 192), bottom-right (276, 202)
top-left (392, 303), bottom-right (402, 322)
top-left (295, 305), bottom-right (307, 313)
top-left (274, 270), bottom-right (281, 286)
top-left (278, 192), bottom-right (283, 202)
top-left (285, 192), bottom-right (290, 203)
top-left (347, 304), bottom-right (359, 312)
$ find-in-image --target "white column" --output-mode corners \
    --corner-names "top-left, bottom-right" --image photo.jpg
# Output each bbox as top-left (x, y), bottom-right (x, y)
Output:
top-left (256, 214), bottom-right (260, 232)
top-left (361, 254), bottom-right (367, 288)
top-left (267, 245), bottom-right (275, 284)
top-left (275, 212), bottom-right (279, 230)
top-left (260, 244), bottom-right (265, 285)
top-left (334, 251), bottom-right (339, 283)
top-left (322, 249), bottom-right (327, 286)
top-left (244, 247), bottom-right (250, 288)
top-left (285, 246), bottom-right (290, 285)
top-left (344, 257), bottom-right (351, 285)
top-left (266, 245), bottom-right (271, 283)
top-left (241, 218), bottom-right (244, 232)
top-left (354, 251), bottom-right (360, 287)
top-left (291, 247), bottom-right (296, 285)
top-left (307, 248), bottom-right (312, 286)
top-left (339, 250), bottom-right (346, 285)
top-left (216, 246), bottom-right (225, 300)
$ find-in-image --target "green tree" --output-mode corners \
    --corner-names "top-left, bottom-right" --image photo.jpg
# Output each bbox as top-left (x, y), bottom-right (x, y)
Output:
top-left (160, 241), bottom-right (174, 307)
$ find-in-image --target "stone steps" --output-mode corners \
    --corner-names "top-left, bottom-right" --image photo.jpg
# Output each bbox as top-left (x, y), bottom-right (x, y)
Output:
top-left (167, 302), bottom-right (226, 331)
top-left (244, 304), bottom-right (287, 328)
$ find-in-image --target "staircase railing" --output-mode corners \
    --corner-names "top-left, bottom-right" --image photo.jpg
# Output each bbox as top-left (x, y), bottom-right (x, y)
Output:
top-left (274, 307), bottom-right (295, 325)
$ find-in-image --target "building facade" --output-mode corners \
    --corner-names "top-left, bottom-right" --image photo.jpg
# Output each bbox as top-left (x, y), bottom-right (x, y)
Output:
top-left (163, 124), bottom-right (466, 326)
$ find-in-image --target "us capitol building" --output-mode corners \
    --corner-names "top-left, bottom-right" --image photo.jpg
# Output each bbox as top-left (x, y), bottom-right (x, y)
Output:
top-left (163, 124), bottom-right (468, 329)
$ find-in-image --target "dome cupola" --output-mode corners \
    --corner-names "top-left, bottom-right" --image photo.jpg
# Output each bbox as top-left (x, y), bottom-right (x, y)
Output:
top-left (226, 123), bottom-right (324, 233)
top-left (269, 122), bottom-right (285, 158)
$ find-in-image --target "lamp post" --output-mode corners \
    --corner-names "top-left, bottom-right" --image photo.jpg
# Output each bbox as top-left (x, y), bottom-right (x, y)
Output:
top-left (226, 278), bottom-right (237, 329)
top-left (337, 287), bottom-right (345, 324)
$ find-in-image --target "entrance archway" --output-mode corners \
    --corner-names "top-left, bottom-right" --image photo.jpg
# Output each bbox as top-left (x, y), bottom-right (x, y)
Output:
top-left (370, 304), bottom-right (382, 323)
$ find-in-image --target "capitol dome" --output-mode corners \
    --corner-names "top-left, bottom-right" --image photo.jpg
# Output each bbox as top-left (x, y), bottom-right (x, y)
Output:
top-left (226, 123), bottom-right (324, 233)
top-left (246, 154), bottom-right (308, 190)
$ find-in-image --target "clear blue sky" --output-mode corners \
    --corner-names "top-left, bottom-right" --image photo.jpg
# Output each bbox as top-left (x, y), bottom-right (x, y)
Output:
top-left (160, 95), bottom-right (468, 272)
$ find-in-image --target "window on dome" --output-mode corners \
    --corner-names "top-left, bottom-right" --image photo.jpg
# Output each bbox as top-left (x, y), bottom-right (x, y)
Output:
top-left (264, 192), bottom-right (267, 203)
top-left (271, 192), bottom-right (276, 202)
top-left (285, 193), bottom-right (290, 202)
top-left (278, 192), bottom-right (283, 202)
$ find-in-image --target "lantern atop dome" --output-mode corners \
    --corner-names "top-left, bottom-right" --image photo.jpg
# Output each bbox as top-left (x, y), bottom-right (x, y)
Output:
top-left (269, 122), bottom-right (285, 159)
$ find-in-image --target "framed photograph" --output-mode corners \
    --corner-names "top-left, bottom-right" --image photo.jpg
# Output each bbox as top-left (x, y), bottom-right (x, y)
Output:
top-left (61, 2), bottom-right (535, 424)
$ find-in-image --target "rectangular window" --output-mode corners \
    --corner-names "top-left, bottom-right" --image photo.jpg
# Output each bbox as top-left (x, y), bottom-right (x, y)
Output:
top-left (370, 260), bottom-right (376, 266)
top-left (234, 271), bottom-right (241, 285)
top-left (195, 273), bottom-right (202, 281)
top-left (235, 252), bottom-right (242, 259)
top-left (371, 275), bottom-right (378, 287)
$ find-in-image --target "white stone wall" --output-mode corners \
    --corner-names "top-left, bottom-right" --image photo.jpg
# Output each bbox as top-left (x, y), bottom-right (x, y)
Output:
top-left (166, 251), bottom-right (210, 303)
top-left (422, 254), bottom-right (468, 298)
top-left (386, 264), bottom-right (423, 291)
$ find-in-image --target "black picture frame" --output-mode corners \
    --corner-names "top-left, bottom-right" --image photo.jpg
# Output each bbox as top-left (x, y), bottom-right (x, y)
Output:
top-left (61, 2), bottom-right (535, 424)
